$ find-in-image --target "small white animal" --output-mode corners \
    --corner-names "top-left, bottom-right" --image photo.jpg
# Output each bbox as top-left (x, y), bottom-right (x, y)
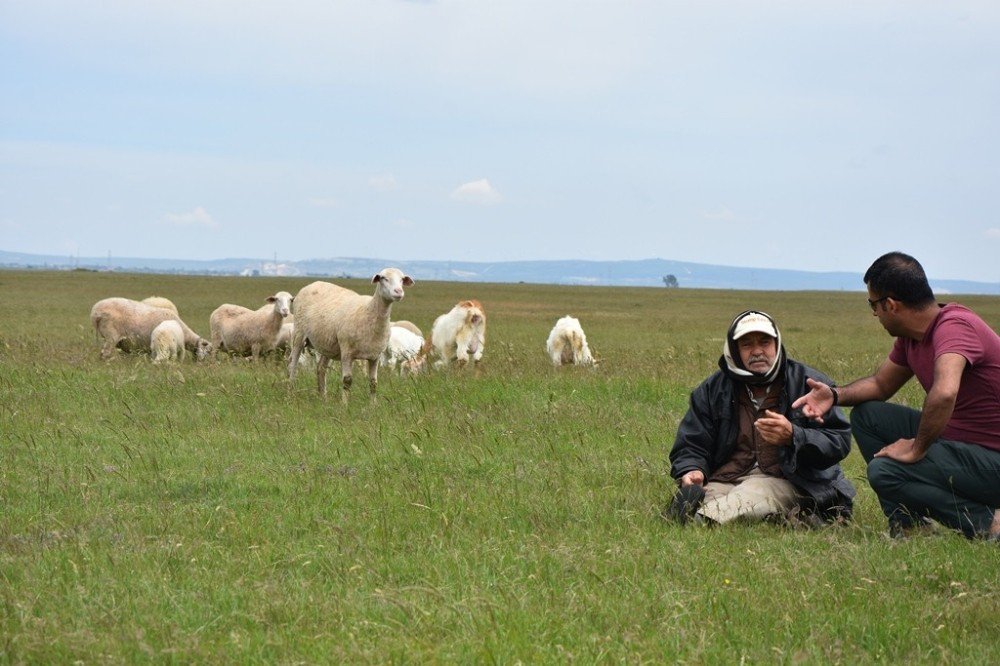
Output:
top-left (429, 300), bottom-right (486, 368)
top-left (150, 320), bottom-right (186, 363)
top-left (546, 315), bottom-right (595, 367)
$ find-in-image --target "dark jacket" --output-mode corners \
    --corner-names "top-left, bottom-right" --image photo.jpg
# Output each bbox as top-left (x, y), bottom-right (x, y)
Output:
top-left (669, 357), bottom-right (855, 516)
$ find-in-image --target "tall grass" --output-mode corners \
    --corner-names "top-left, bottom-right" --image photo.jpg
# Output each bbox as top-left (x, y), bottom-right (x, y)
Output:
top-left (1, 270), bottom-right (997, 662)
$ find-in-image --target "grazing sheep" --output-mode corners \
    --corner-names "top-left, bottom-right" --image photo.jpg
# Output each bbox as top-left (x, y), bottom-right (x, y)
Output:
top-left (288, 268), bottom-right (413, 403)
top-left (209, 291), bottom-right (294, 361)
top-left (391, 320), bottom-right (423, 339)
top-left (429, 300), bottom-right (487, 368)
top-left (150, 320), bottom-right (186, 363)
top-left (141, 296), bottom-right (179, 316)
top-left (380, 324), bottom-right (425, 371)
top-left (546, 315), bottom-right (595, 367)
top-left (90, 297), bottom-right (213, 360)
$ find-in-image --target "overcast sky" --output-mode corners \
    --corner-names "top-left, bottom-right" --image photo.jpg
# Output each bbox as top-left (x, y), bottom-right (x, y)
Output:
top-left (2, 1), bottom-right (998, 283)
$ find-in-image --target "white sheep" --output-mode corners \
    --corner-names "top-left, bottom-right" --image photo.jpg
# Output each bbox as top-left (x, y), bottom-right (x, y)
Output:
top-left (141, 296), bottom-right (179, 316)
top-left (288, 268), bottom-right (413, 403)
top-left (391, 320), bottom-right (423, 339)
top-left (546, 315), bottom-right (595, 367)
top-left (209, 291), bottom-right (294, 361)
top-left (150, 319), bottom-right (186, 363)
top-left (379, 324), bottom-right (425, 371)
top-left (90, 297), bottom-right (213, 360)
top-left (429, 300), bottom-right (487, 368)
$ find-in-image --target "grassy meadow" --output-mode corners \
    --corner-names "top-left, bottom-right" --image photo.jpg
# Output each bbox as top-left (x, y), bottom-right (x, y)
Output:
top-left (1, 269), bottom-right (998, 663)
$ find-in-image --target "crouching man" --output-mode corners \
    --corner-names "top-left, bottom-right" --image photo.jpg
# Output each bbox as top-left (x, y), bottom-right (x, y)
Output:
top-left (667, 310), bottom-right (855, 525)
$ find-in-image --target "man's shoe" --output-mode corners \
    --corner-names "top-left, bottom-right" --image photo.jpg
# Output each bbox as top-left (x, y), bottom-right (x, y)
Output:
top-left (664, 485), bottom-right (706, 525)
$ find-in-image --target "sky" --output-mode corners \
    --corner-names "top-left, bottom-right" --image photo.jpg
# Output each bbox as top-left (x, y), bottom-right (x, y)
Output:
top-left (1, 1), bottom-right (999, 283)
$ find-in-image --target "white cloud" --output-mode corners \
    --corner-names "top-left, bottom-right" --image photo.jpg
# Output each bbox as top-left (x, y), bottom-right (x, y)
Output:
top-left (161, 206), bottom-right (218, 229)
top-left (985, 228), bottom-right (1000, 239)
top-left (369, 173), bottom-right (397, 191)
top-left (450, 179), bottom-right (502, 205)
top-left (307, 196), bottom-right (339, 208)
top-left (701, 206), bottom-right (739, 222)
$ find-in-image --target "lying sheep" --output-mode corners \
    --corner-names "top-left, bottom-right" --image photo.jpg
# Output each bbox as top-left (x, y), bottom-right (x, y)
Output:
top-left (380, 324), bottom-right (425, 372)
top-left (210, 291), bottom-right (293, 361)
top-left (429, 300), bottom-right (486, 368)
top-left (150, 319), bottom-right (186, 363)
top-left (141, 296), bottom-right (179, 316)
top-left (546, 315), bottom-right (595, 367)
top-left (288, 268), bottom-right (413, 403)
top-left (90, 297), bottom-right (213, 360)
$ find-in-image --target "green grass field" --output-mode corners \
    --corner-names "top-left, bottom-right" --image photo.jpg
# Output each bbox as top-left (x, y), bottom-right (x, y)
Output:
top-left (1, 269), bottom-right (998, 663)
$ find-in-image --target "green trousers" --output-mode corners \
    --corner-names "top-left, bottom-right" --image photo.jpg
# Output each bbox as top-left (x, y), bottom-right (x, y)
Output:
top-left (851, 401), bottom-right (1000, 538)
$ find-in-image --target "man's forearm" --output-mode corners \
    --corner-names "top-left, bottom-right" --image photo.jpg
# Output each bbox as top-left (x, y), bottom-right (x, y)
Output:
top-left (837, 376), bottom-right (891, 406)
top-left (912, 389), bottom-right (957, 454)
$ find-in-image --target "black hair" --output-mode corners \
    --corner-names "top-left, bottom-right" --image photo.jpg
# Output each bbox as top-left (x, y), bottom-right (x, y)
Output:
top-left (863, 252), bottom-right (935, 307)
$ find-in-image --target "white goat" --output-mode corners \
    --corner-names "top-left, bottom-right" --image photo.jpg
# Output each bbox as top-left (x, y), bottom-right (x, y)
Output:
top-left (288, 268), bottom-right (413, 403)
top-left (150, 320), bottom-right (186, 363)
top-left (429, 300), bottom-right (486, 368)
top-left (546, 315), bottom-right (595, 367)
top-left (90, 297), bottom-right (212, 360)
top-left (141, 296), bottom-right (179, 316)
top-left (210, 291), bottom-right (293, 361)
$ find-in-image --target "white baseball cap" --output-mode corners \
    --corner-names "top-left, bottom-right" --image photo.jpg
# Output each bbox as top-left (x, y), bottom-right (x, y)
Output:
top-left (731, 311), bottom-right (778, 340)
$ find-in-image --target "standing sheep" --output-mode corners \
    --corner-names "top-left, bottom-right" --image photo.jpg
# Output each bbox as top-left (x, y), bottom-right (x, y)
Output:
top-left (210, 291), bottom-right (294, 360)
top-left (150, 320), bottom-right (186, 363)
top-left (288, 268), bottom-right (413, 404)
top-left (429, 300), bottom-right (487, 368)
top-left (141, 296), bottom-right (179, 316)
top-left (90, 297), bottom-right (213, 360)
top-left (546, 315), bottom-right (595, 367)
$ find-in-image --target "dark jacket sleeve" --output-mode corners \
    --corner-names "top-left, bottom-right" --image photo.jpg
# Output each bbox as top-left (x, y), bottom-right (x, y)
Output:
top-left (669, 380), bottom-right (719, 482)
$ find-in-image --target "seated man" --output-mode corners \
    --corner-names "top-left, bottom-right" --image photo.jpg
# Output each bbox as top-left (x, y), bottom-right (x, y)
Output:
top-left (793, 252), bottom-right (1000, 539)
top-left (667, 310), bottom-right (855, 525)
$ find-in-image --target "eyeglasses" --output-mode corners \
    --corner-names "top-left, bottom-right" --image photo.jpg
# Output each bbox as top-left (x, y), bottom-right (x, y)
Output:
top-left (867, 296), bottom-right (890, 311)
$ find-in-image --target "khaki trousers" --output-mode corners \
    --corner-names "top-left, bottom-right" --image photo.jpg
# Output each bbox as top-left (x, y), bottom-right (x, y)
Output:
top-left (697, 468), bottom-right (801, 524)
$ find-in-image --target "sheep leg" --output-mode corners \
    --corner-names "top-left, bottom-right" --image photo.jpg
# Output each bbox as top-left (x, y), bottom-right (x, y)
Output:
top-left (251, 342), bottom-right (261, 362)
top-left (340, 357), bottom-right (354, 405)
top-left (367, 358), bottom-right (379, 403)
top-left (288, 335), bottom-right (305, 382)
top-left (316, 354), bottom-right (331, 397)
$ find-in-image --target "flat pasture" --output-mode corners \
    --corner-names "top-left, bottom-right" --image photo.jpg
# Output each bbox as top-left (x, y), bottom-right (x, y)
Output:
top-left (1, 270), bottom-right (998, 663)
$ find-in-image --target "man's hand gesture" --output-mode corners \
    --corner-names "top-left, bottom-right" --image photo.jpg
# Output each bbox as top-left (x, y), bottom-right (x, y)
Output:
top-left (790, 378), bottom-right (836, 423)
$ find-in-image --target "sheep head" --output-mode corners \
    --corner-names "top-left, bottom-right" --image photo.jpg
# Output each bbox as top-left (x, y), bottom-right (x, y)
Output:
top-left (372, 268), bottom-right (413, 303)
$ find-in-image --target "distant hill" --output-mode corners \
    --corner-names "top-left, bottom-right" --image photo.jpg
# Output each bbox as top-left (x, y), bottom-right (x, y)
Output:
top-left (2, 249), bottom-right (997, 295)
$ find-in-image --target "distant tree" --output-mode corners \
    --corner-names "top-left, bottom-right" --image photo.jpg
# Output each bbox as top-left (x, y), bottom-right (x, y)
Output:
top-left (663, 274), bottom-right (679, 288)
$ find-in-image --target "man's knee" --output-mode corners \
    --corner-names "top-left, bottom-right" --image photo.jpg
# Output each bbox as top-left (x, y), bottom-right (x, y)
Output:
top-left (851, 401), bottom-right (886, 460)
top-left (867, 457), bottom-right (904, 496)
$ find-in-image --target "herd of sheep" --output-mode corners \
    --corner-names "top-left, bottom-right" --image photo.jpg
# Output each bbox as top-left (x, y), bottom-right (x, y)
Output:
top-left (89, 267), bottom-right (596, 402)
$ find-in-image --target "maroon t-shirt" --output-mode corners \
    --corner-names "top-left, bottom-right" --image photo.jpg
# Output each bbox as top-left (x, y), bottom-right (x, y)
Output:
top-left (889, 304), bottom-right (1000, 452)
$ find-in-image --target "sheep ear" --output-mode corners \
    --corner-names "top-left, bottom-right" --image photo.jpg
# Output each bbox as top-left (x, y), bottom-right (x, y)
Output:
top-left (372, 274), bottom-right (382, 284)
top-left (267, 296), bottom-right (277, 303)
top-left (402, 276), bottom-right (414, 286)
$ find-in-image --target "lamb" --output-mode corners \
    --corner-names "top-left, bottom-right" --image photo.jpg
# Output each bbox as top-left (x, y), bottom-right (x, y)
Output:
top-left (209, 291), bottom-right (294, 360)
top-left (141, 296), bottom-right (179, 316)
top-left (90, 297), bottom-right (213, 360)
top-left (288, 268), bottom-right (413, 403)
top-left (428, 300), bottom-right (487, 368)
top-left (546, 315), bottom-right (595, 367)
top-left (150, 320), bottom-right (186, 363)
top-left (379, 324), bottom-right (425, 372)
